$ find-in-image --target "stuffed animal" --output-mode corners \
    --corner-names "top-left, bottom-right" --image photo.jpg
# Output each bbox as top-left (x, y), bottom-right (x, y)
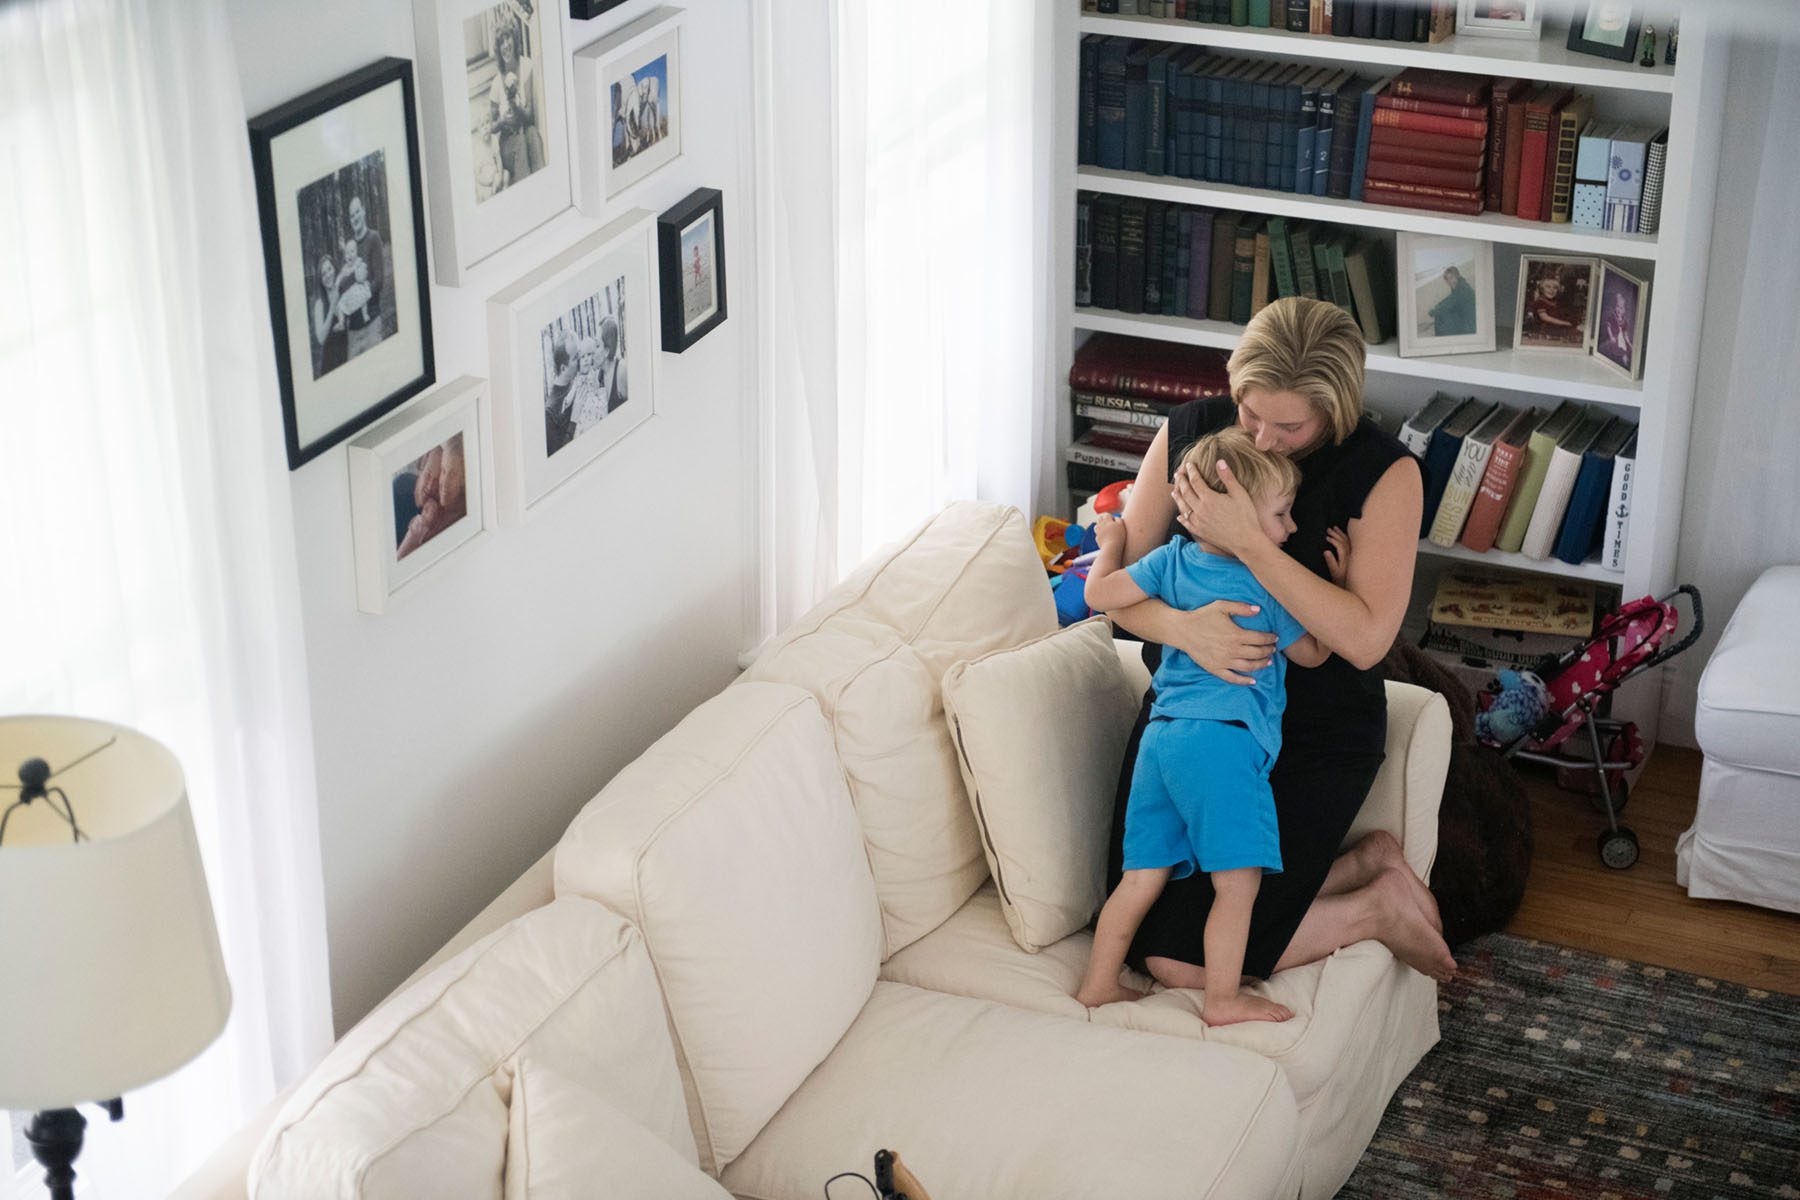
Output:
top-left (1475, 668), bottom-right (1551, 747)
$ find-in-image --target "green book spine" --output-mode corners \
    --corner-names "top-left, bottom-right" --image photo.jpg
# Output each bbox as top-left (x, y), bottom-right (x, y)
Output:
top-left (1289, 223), bottom-right (1320, 300)
top-left (1230, 217), bottom-right (1259, 324)
top-left (1248, 0), bottom-right (1271, 26)
top-left (1231, 0), bottom-right (1250, 26)
top-left (1266, 216), bottom-right (1296, 298)
top-left (1309, 234), bottom-right (1334, 311)
top-left (1208, 210), bottom-right (1239, 321)
top-left (1324, 239), bottom-right (1353, 312)
top-left (1495, 429), bottom-right (1559, 553)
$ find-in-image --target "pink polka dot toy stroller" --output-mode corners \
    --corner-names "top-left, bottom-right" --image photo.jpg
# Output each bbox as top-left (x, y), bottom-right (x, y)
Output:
top-left (1479, 586), bottom-right (1704, 870)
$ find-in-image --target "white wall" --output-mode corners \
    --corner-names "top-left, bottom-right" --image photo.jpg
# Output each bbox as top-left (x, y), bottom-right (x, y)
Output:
top-left (227, 0), bottom-right (758, 1031)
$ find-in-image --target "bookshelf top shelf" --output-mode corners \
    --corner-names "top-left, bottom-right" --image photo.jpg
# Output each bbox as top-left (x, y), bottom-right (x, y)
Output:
top-left (1076, 168), bottom-right (1663, 260)
top-left (1078, 13), bottom-right (1680, 95)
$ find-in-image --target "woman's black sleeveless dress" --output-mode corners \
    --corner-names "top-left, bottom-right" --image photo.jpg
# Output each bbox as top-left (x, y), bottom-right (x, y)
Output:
top-left (1106, 396), bottom-right (1416, 979)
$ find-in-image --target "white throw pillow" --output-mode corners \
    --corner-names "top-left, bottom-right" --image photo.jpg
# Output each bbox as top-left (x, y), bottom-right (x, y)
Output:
top-left (505, 1062), bottom-right (732, 1200)
top-left (940, 617), bottom-right (1141, 952)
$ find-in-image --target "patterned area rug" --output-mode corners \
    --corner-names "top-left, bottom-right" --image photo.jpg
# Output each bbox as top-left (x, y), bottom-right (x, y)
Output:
top-left (1340, 934), bottom-right (1800, 1199)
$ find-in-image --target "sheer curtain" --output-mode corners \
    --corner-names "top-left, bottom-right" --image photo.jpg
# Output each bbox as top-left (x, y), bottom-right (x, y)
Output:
top-left (0, 0), bottom-right (332, 1194)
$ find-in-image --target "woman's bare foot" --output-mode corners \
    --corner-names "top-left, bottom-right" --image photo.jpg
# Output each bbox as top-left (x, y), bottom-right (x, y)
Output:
top-left (1075, 981), bottom-right (1145, 1008)
top-left (1146, 956), bottom-right (1208, 991)
top-left (1356, 831), bottom-right (1444, 935)
top-left (1373, 867), bottom-right (1457, 983)
top-left (1201, 992), bottom-right (1294, 1026)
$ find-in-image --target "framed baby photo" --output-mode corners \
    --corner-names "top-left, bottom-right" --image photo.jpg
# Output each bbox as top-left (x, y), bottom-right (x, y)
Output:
top-left (1514, 254), bottom-right (1599, 353)
top-left (1566, 1), bottom-right (1641, 62)
top-left (572, 6), bottom-right (685, 214)
top-left (1455, 0), bottom-right (1542, 39)
top-left (412, 0), bottom-right (573, 285)
top-left (1592, 261), bottom-right (1650, 380)
top-left (487, 209), bottom-right (660, 522)
top-left (1396, 233), bottom-right (1496, 358)
top-left (347, 376), bottom-right (492, 614)
top-left (657, 188), bottom-right (727, 352)
top-left (249, 58), bottom-right (436, 470)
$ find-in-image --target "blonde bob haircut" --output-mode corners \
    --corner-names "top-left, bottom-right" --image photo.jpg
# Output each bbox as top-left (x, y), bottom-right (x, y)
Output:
top-left (1180, 426), bottom-right (1302, 502)
top-left (1226, 295), bottom-right (1366, 445)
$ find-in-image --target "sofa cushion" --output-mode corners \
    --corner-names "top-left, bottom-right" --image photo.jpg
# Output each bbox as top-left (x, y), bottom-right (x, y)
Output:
top-left (554, 682), bottom-right (884, 1174)
top-left (504, 1064), bottom-right (731, 1200)
top-left (249, 898), bottom-right (689, 1200)
top-left (721, 982), bottom-right (1299, 1199)
top-left (741, 501), bottom-right (1057, 957)
top-left (941, 617), bottom-right (1140, 951)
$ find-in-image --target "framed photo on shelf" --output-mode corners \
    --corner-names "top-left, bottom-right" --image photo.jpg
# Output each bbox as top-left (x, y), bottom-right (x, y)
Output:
top-left (657, 188), bottom-right (727, 352)
top-left (1396, 234), bottom-right (1496, 358)
top-left (487, 210), bottom-right (660, 522)
top-left (1566, 2), bottom-right (1641, 61)
top-left (1455, 0), bottom-right (1542, 39)
top-left (572, 6), bottom-right (684, 214)
top-left (1592, 261), bottom-right (1649, 380)
top-left (347, 377), bottom-right (492, 615)
top-left (1515, 254), bottom-right (1599, 353)
top-left (412, 0), bottom-right (573, 285)
top-left (250, 57), bottom-right (435, 470)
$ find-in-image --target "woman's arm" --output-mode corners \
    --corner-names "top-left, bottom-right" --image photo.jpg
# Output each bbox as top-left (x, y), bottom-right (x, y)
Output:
top-left (1179, 455), bottom-right (1422, 670)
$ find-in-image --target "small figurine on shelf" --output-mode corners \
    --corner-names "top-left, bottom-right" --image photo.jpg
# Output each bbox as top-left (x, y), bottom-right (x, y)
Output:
top-left (1639, 25), bottom-right (1657, 67)
top-left (1665, 19), bottom-right (1679, 65)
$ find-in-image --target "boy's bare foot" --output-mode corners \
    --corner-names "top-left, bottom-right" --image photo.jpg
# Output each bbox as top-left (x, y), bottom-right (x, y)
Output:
top-left (1374, 867), bottom-right (1457, 983)
top-left (1201, 993), bottom-right (1294, 1026)
top-left (1075, 981), bottom-right (1145, 1008)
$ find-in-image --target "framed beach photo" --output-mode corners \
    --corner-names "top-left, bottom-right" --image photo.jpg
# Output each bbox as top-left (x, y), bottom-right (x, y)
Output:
top-left (413, 0), bottom-right (573, 284)
top-left (1567, 1), bottom-right (1641, 61)
top-left (250, 58), bottom-right (435, 469)
top-left (487, 209), bottom-right (660, 522)
top-left (657, 188), bottom-right (727, 352)
top-left (1396, 234), bottom-right (1496, 358)
top-left (347, 376), bottom-right (492, 614)
top-left (572, 6), bottom-right (684, 214)
top-left (1515, 254), bottom-right (1599, 353)
top-left (1592, 261), bottom-right (1649, 380)
top-left (1456, 0), bottom-right (1541, 39)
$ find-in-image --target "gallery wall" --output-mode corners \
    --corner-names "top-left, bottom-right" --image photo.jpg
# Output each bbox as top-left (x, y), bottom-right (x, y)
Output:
top-left (227, 0), bottom-right (759, 1031)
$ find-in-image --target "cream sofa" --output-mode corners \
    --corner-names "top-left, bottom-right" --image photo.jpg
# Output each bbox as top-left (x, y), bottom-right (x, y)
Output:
top-left (180, 503), bottom-right (1451, 1200)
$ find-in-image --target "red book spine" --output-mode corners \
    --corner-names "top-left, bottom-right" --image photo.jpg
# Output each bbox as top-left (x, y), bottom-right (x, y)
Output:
top-left (1516, 109), bottom-right (1555, 221)
top-left (1501, 97), bottom-right (1528, 214)
top-left (1363, 179), bottom-right (1484, 215)
top-left (1377, 95), bottom-right (1489, 121)
top-left (1486, 80), bottom-right (1523, 214)
top-left (1371, 107), bottom-right (1489, 140)
top-left (1369, 125), bottom-right (1488, 158)
top-left (1460, 439), bottom-right (1525, 553)
top-left (1366, 139), bottom-right (1486, 169)
top-left (1066, 367), bottom-right (1223, 401)
top-left (1364, 156), bottom-right (1484, 190)
top-left (1388, 71), bottom-right (1487, 107)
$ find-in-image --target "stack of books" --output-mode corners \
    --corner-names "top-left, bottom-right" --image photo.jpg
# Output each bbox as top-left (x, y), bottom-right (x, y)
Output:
top-left (1401, 394), bottom-right (1636, 570)
top-left (1365, 69), bottom-right (1491, 216)
top-left (1077, 199), bottom-right (1395, 343)
top-left (1087, 0), bottom-right (1456, 42)
top-left (1064, 335), bottom-right (1232, 497)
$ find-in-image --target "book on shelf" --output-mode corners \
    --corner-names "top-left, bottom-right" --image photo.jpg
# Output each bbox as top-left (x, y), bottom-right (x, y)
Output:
top-left (1420, 398), bottom-right (1495, 536)
top-left (1075, 398), bottom-right (1171, 430)
top-left (1343, 236), bottom-right (1393, 344)
top-left (1601, 429), bottom-right (1637, 572)
top-left (1230, 212), bottom-right (1259, 324)
top-left (1637, 129), bottom-right (1669, 236)
top-left (1501, 83), bottom-right (1529, 215)
top-left (1167, 207), bottom-right (1188, 316)
top-left (1069, 335), bottom-right (1232, 399)
top-left (1459, 407), bottom-right (1543, 554)
top-left (1520, 409), bottom-right (1612, 561)
top-left (1311, 68), bottom-right (1352, 196)
top-left (1350, 0), bottom-right (1375, 39)
top-left (1429, 565), bottom-right (1599, 637)
top-left (1208, 209), bottom-right (1239, 321)
top-left (1350, 72), bottom-right (1399, 202)
top-left (1145, 45), bottom-right (1174, 177)
top-left (1078, 36), bottom-right (1101, 167)
top-left (1371, 101), bottom-right (1488, 140)
top-left (1494, 400), bottom-right (1585, 554)
top-left (1316, 232), bottom-right (1354, 312)
top-left (1485, 79), bottom-right (1528, 215)
top-left (1094, 38), bottom-right (1128, 171)
top-left (1554, 416), bottom-right (1636, 566)
top-left (1142, 199), bottom-right (1167, 313)
top-left (1090, 194), bottom-right (1120, 310)
top-left (1068, 459), bottom-right (1137, 495)
top-left (1572, 119), bottom-right (1616, 230)
top-left (1267, 215), bottom-right (1298, 299)
top-left (1363, 156), bottom-right (1485, 191)
top-left (1123, 44), bottom-right (1152, 175)
top-left (1117, 198), bottom-right (1148, 315)
top-left (1516, 85), bottom-right (1574, 223)
top-left (1368, 124), bottom-right (1488, 162)
top-left (1327, 75), bottom-right (1378, 198)
top-left (1387, 68), bottom-right (1489, 109)
top-left (1428, 404), bottom-right (1517, 547)
top-left (1605, 125), bottom-right (1656, 233)
top-left (1251, 224), bottom-right (1273, 317)
top-left (1547, 95), bottom-right (1595, 224)
top-left (1068, 432), bottom-right (1148, 475)
top-left (1363, 177), bottom-right (1484, 215)
top-left (1076, 192), bottom-right (1093, 308)
top-left (1288, 221), bottom-right (1321, 300)
top-left (1397, 392), bottom-right (1463, 457)
top-left (1081, 420), bottom-right (1160, 456)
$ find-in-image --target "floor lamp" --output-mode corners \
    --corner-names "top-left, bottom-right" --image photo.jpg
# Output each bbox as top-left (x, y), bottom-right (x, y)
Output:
top-left (0, 716), bottom-right (232, 1200)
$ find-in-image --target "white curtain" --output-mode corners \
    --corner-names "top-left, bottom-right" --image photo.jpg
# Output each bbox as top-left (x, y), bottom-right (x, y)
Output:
top-left (0, 0), bottom-right (332, 1194)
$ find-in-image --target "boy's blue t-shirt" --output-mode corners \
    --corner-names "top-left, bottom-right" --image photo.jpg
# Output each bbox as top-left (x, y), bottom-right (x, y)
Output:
top-left (1124, 541), bottom-right (1310, 759)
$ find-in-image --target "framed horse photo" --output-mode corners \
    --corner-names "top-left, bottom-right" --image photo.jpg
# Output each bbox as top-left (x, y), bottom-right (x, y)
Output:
top-left (572, 6), bottom-right (685, 214)
top-left (249, 57), bottom-right (436, 469)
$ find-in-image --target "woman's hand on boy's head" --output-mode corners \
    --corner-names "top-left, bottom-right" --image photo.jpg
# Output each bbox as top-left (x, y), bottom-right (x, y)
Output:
top-left (1174, 460), bottom-right (1262, 554)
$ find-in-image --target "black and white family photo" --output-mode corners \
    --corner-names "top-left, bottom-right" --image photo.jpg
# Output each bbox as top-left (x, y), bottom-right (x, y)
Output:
top-left (610, 53), bottom-right (669, 169)
top-left (539, 280), bottom-right (628, 457)
top-left (391, 432), bottom-right (469, 561)
top-left (298, 148), bottom-right (399, 381)
top-left (465, 0), bottom-right (548, 203)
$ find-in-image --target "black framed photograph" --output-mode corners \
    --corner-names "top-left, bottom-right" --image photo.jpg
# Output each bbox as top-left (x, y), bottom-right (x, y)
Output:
top-left (657, 188), bottom-right (726, 352)
top-left (250, 58), bottom-right (435, 469)
top-left (1566, 2), bottom-right (1641, 62)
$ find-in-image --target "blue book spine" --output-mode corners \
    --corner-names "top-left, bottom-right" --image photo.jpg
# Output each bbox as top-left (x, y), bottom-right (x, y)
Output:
top-left (1203, 69), bottom-right (1226, 181)
top-left (1248, 73), bottom-right (1270, 189)
top-left (1277, 77), bottom-right (1301, 192)
top-left (1421, 426), bottom-right (1465, 536)
top-left (1296, 82), bottom-right (1318, 194)
top-left (1095, 39), bottom-right (1129, 171)
top-left (1233, 72), bottom-right (1254, 186)
top-left (1177, 63), bottom-right (1200, 179)
top-left (1078, 36), bottom-right (1099, 166)
top-left (1350, 79), bottom-right (1383, 202)
top-left (1555, 450), bottom-right (1614, 564)
top-left (1145, 49), bottom-right (1171, 176)
top-left (1123, 47), bottom-right (1150, 173)
top-left (1187, 207), bottom-right (1213, 316)
top-left (1313, 80), bottom-right (1337, 196)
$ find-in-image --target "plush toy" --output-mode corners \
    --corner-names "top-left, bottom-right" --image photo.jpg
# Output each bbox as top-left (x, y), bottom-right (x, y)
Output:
top-left (1475, 668), bottom-right (1552, 747)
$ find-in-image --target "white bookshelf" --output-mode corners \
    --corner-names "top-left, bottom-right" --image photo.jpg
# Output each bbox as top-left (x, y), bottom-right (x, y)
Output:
top-left (1048, 6), bottom-right (1728, 743)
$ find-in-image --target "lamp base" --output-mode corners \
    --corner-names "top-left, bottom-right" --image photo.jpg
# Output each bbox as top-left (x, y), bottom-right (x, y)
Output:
top-left (24, 1109), bottom-right (85, 1200)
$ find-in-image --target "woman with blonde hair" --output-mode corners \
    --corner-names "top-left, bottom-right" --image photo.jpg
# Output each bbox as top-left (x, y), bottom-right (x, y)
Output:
top-left (1102, 296), bottom-right (1456, 998)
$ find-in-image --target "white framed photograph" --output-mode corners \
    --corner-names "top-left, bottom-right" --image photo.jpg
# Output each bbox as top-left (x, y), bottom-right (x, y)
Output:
top-left (1456, 0), bottom-right (1542, 39)
top-left (487, 209), bottom-right (660, 522)
top-left (413, 0), bottom-right (572, 285)
top-left (1515, 254), bottom-right (1599, 353)
top-left (347, 376), bottom-right (492, 614)
top-left (1592, 260), bottom-right (1649, 380)
top-left (572, 6), bottom-right (684, 214)
top-left (1397, 233), bottom-right (1496, 357)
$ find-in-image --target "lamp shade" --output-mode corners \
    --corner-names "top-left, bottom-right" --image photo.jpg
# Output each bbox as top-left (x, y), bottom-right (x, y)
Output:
top-left (0, 715), bottom-right (232, 1109)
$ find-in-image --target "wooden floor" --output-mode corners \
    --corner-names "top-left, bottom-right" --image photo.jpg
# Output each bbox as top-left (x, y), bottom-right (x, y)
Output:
top-left (1503, 744), bottom-right (1800, 994)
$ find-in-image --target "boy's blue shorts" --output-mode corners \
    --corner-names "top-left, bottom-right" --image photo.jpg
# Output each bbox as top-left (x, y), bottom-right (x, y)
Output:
top-left (1121, 716), bottom-right (1282, 879)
